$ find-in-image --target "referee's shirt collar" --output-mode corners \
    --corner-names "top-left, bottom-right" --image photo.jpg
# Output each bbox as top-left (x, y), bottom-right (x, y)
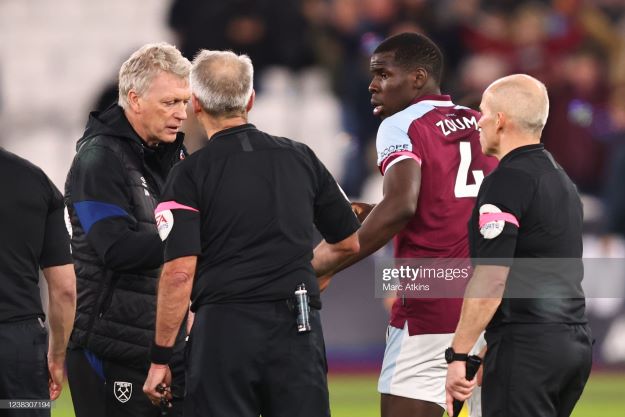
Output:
top-left (210, 123), bottom-right (256, 141)
top-left (500, 143), bottom-right (544, 165)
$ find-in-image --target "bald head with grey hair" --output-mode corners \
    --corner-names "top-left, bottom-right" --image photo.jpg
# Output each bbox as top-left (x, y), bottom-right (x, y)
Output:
top-left (118, 42), bottom-right (191, 110)
top-left (190, 50), bottom-right (254, 117)
top-left (483, 74), bottom-right (549, 136)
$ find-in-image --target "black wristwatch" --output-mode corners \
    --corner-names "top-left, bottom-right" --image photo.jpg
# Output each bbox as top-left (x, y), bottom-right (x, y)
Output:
top-left (445, 347), bottom-right (469, 364)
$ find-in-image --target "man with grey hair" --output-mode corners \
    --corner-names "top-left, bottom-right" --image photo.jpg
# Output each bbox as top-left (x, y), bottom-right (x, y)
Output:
top-left (65, 42), bottom-right (191, 417)
top-left (446, 74), bottom-right (592, 417)
top-left (142, 50), bottom-right (360, 417)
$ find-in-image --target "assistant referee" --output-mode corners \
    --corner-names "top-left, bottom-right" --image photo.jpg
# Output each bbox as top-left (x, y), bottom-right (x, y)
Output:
top-left (142, 50), bottom-right (360, 417)
top-left (0, 148), bottom-right (76, 416)
top-left (445, 74), bottom-right (592, 417)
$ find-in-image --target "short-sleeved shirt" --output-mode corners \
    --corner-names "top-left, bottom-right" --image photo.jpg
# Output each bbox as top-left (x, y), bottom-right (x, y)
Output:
top-left (376, 94), bottom-right (497, 335)
top-left (0, 148), bottom-right (72, 323)
top-left (155, 124), bottom-right (359, 308)
top-left (469, 144), bottom-right (587, 327)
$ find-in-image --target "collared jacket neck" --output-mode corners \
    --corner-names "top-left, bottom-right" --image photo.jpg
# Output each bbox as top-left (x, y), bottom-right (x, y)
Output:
top-left (77, 104), bottom-right (185, 156)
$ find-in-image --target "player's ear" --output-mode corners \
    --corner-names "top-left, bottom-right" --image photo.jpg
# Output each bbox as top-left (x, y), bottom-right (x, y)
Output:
top-left (414, 68), bottom-right (428, 89)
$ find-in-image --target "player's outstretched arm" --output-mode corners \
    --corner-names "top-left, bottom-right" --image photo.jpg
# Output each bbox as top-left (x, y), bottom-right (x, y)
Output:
top-left (351, 202), bottom-right (376, 223)
top-left (316, 158), bottom-right (421, 277)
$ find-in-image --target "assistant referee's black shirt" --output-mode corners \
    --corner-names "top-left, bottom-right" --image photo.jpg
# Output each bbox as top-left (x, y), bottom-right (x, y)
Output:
top-left (469, 144), bottom-right (587, 327)
top-left (0, 149), bottom-right (72, 322)
top-left (155, 124), bottom-right (359, 308)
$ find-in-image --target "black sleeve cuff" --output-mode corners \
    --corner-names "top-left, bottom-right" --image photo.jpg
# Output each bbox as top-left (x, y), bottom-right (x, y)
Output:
top-left (149, 342), bottom-right (174, 365)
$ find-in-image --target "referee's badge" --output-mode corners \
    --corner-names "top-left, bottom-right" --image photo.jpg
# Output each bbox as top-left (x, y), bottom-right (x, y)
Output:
top-left (479, 204), bottom-right (505, 239)
top-left (114, 381), bottom-right (133, 403)
top-left (155, 209), bottom-right (174, 241)
top-left (478, 204), bottom-right (520, 239)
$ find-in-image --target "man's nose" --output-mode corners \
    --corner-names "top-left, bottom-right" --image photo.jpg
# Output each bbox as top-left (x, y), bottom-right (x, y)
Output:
top-left (175, 103), bottom-right (187, 120)
top-left (368, 79), bottom-right (378, 94)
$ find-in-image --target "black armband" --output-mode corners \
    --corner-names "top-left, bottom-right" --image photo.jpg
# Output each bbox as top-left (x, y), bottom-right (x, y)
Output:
top-left (149, 342), bottom-right (174, 365)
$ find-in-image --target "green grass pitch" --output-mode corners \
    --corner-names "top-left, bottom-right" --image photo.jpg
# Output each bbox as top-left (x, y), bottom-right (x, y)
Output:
top-left (51, 372), bottom-right (625, 416)
top-left (327, 373), bottom-right (625, 417)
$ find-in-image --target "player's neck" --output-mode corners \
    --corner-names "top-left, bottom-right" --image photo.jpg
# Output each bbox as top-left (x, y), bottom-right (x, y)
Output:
top-left (415, 86), bottom-right (441, 100)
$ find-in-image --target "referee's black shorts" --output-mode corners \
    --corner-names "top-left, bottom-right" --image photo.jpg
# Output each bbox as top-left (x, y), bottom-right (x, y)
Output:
top-left (0, 319), bottom-right (50, 417)
top-left (185, 301), bottom-right (330, 417)
top-left (482, 323), bottom-right (593, 417)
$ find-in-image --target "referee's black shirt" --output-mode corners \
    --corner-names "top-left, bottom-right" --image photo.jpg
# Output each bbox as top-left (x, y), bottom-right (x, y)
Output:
top-left (0, 149), bottom-right (72, 323)
top-left (469, 144), bottom-right (587, 327)
top-left (155, 124), bottom-right (359, 309)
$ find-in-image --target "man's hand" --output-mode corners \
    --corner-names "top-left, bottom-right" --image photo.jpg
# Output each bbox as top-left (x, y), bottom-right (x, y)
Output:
top-left (143, 364), bottom-right (172, 406)
top-left (351, 202), bottom-right (375, 223)
top-left (445, 360), bottom-right (477, 417)
top-left (47, 355), bottom-right (65, 400)
top-left (318, 275), bottom-right (333, 292)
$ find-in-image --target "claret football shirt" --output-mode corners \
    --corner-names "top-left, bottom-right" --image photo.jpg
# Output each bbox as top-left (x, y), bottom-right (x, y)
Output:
top-left (376, 95), bottom-right (497, 335)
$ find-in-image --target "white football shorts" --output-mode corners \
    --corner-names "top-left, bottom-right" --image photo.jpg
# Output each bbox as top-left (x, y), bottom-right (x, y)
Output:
top-left (378, 323), bottom-right (485, 415)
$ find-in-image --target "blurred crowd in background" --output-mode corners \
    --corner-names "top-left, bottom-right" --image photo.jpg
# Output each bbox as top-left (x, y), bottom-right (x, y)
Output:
top-left (1, 0), bottom-right (624, 367)
top-left (164, 0), bottom-right (625, 237)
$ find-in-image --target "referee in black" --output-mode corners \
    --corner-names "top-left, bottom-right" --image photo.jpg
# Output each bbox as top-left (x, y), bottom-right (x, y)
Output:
top-left (445, 74), bottom-right (592, 417)
top-left (0, 148), bottom-right (76, 415)
top-left (142, 50), bottom-right (360, 417)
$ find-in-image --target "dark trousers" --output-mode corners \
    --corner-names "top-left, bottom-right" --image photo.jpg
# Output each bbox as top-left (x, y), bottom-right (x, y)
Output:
top-left (483, 324), bottom-right (593, 417)
top-left (0, 319), bottom-right (49, 417)
top-left (67, 347), bottom-right (184, 417)
top-left (185, 302), bottom-right (330, 417)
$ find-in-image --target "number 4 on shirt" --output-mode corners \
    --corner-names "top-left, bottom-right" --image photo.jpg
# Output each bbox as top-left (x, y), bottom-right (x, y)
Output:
top-left (454, 142), bottom-right (484, 198)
